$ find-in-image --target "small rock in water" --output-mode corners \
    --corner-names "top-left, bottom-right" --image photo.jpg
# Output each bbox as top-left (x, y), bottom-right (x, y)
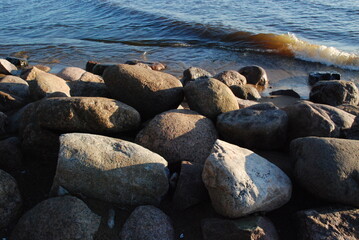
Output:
top-left (308, 71), bottom-right (340, 86)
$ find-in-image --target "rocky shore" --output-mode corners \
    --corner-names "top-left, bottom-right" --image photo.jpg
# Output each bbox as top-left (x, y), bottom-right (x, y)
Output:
top-left (0, 57), bottom-right (359, 240)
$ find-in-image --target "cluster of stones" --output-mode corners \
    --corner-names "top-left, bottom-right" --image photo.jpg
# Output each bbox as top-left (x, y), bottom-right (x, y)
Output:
top-left (0, 56), bottom-right (358, 240)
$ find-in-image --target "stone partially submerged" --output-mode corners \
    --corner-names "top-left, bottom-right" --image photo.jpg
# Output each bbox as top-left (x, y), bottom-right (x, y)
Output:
top-left (51, 133), bottom-right (169, 206)
top-left (202, 140), bottom-right (292, 218)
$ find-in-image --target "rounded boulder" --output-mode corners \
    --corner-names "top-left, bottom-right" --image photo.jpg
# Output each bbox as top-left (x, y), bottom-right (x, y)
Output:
top-left (135, 109), bottom-right (217, 164)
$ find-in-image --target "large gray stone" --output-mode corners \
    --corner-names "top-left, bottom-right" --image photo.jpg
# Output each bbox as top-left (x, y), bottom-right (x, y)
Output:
top-left (217, 103), bottom-right (288, 150)
top-left (36, 97), bottom-right (140, 134)
top-left (29, 71), bottom-right (70, 100)
top-left (283, 101), bottom-right (355, 140)
top-left (202, 216), bottom-right (279, 240)
top-left (291, 137), bottom-right (359, 206)
top-left (310, 80), bottom-right (359, 106)
top-left (135, 109), bottom-right (217, 164)
top-left (11, 196), bottom-right (100, 240)
top-left (184, 78), bottom-right (239, 119)
top-left (238, 65), bottom-right (268, 86)
top-left (0, 76), bottom-right (29, 99)
top-left (0, 169), bottom-right (22, 230)
top-left (296, 207), bottom-right (359, 240)
top-left (202, 140), bottom-right (292, 218)
top-left (51, 133), bottom-right (169, 205)
top-left (120, 205), bottom-right (174, 240)
top-left (103, 64), bottom-right (183, 120)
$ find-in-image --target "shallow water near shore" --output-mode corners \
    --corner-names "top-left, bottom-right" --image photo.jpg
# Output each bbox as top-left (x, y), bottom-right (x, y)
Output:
top-left (1, 0), bottom-right (358, 98)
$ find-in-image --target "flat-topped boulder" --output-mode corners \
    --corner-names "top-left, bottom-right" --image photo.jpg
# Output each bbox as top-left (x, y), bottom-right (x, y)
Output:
top-left (184, 78), bottom-right (239, 119)
top-left (51, 133), bottom-right (169, 205)
top-left (217, 103), bottom-right (288, 150)
top-left (283, 101), bottom-right (355, 140)
top-left (202, 140), bottom-right (292, 218)
top-left (10, 196), bottom-right (100, 240)
top-left (309, 80), bottom-right (359, 106)
top-left (291, 137), bottom-right (359, 206)
top-left (36, 97), bottom-right (140, 134)
top-left (135, 109), bottom-right (217, 164)
top-left (103, 64), bottom-right (183, 120)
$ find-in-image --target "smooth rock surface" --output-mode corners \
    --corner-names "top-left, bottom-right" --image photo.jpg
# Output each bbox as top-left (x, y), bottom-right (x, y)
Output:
top-left (283, 101), bottom-right (355, 140)
top-left (11, 196), bottom-right (100, 240)
top-left (20, 66), bottom-right (44, 81)
top-left (36, 97), bottom-right (140, 134)
top-left (103, 64), bottom-right (183, 120)
top-left (296, 207), bottom-right (359, 240)
top-left (202, 140), bottom-right (292, 218)
top-left (184, 78), bottom-right (239, 119)
top-left (291, 137), bottom-right (359, 206)
top-left (51, 133), bottom-right (169, 205)
top-left (214, 70), bottom-right (246, 87)
top-left (120, 205), bottom-right (174, 240)
top-left (57, 67), bottom-right (86, 81)
top-left (202, 216), bottom-right (279, 240)
top-left (230, 84), bottom-right (261, 100)
top-left (135, 109), bottom-right (217, 164)
top-left (217, 103), bottom-right (288, 150)
top-left (309, 80), bottom-right (359, 106)
top-left (0, 59), bottom-right (17, 75)
top-left (29, 71), bottom-right (71, 100)
top-left (238, 65), bottom-right (268, 86)
top-left (0, 169), bottom-right (22, 230)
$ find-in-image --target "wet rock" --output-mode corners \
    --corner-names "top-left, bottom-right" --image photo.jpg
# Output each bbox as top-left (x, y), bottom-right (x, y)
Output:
top-left (5, 57), bottom-right (28, 69)
top-left (0, 137), bottom-right (23, 171)
top-left (291, 137), bottom-right (359, 206)
top-left (0, 91), bottom-right (25, 112)
top-left (11, 196), bottom-right (100, 240)
top-left (135, 109), bottom-right (217, 165)
top-left (36, 97), bottom-right (140, 134)
top-left (309, 80), bottom-right (359, 106)
top-left (57, 67), bottom-right (86, 81)
top-left (283, 101), bottom-right (355, 140)
top-left (0, 169), bottom-right (22, 230)
top-left (103, 64), bottom-right (183, 120)
top-left (182, 67), bottom-right (212, 86)
top-left (269, 89), bottom-right (300, 99)
top-left (67, 81), bottom-right (109, 97)
top-left (0, 59), bottom-right (17, 75)
top-left (214, 70), bottom-right (246, 87)
top-left (238, 65), bottom-right (268, 86)
top-left (173, 161), bottom-right (209, 210)
top-left (120, 205), bottom-right (174, 240)
top-left (296, 207), bottom-right (359, 240)
top-left (202, 140), bottom-right (292, 218)
top-left (79, 72), bottom-right (104, 83)
top-left (184, 78), bottom-right (239, 119)
top-left (308, 71), bottom-right (340, 86)
top-left (51, 133), bottom-right (169, 205)
top-left (29, 71), bottom-right (71, 100)
top-left (0, 76), bottom-right (29, 99)
top-left (217, 103), bottom-right (288, 150)
top-left (230, 84), bottom-right (261, 100)
top-left (202, 216), bottom-right (279, 240)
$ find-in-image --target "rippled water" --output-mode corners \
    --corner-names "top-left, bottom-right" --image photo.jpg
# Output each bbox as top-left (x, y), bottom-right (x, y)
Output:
top-left (1, 0), bottom-right (358, 97)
